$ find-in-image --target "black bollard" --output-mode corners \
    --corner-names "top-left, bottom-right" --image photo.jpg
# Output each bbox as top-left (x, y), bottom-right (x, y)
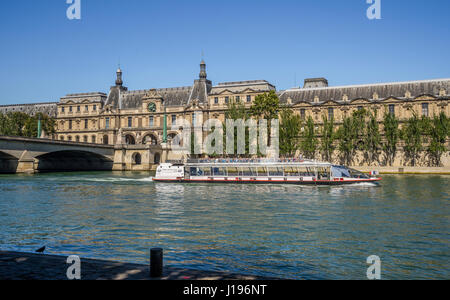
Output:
top-left (150, 248), bottom-right (163, 278)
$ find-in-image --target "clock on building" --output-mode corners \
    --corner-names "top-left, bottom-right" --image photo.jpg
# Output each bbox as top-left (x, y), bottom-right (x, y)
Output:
top-left (148, 102), bottom-right (156, 112)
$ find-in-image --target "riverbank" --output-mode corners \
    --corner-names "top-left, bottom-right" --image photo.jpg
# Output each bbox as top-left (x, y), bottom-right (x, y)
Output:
top-left (353, 166), bottom-right (450, 175)
top-left (0, 251), bottom-right (278, 280)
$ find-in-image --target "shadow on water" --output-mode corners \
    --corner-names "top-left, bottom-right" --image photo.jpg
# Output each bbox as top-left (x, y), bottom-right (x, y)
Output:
top-left (0, 172), bottom-right (449, 279)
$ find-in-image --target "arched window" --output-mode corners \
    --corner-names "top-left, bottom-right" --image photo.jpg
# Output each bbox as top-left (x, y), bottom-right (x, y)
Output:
top-left (125, 135), bottom-right (136, 145)
top-left (103, 135), bottom-right (109, 145)
top-left (92, 136), bottom-right (96, 144)
top-left (154, 153), bottom-right (161, 164)
top-left (133, 153), bottom-right (142, 165)
top-left (83, 136), bottom-right (88, 143)
top-left (142, 134), bottom-right (158, 145)
top-left (75, 136), bottom-right (80, 142)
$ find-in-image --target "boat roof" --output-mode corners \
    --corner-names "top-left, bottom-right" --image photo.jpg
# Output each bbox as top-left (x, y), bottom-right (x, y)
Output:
top-left (185, 160), bottom-right (332, 168)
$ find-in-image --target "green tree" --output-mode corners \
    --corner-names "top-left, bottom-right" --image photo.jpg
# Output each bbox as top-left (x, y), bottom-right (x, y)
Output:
top-left (300, 116), bottom-right (318, 159)
top-left (250, 91), bottom-right (280, 148)
top-left (320, 115), bottom-right (335, 162)
top-left (425, 112), bottom-right (450, 166)
top-left (279, 108), bottom-right (302, 157)
top-left (363, 111), bottom-right (381, 165)
top-left (382, 111), bottom-right (400, 166)
top-left (23, 113), bottom-right (56, 138)
top-left (223, 98), bottom-right (251, 157)
top-left (402, 113), bottom-right (425, 167)
top-left (336, 111), bottom-right (364, 166)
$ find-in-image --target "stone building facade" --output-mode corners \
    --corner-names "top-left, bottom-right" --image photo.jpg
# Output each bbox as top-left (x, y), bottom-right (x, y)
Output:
top-left (53, 61), bottom-right (449, 150)
top-left (2, 61), bottom-right (449, 167)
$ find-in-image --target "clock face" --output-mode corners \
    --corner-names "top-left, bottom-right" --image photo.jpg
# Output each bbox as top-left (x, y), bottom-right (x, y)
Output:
top-left (148, 103), bottom-right (156, 112)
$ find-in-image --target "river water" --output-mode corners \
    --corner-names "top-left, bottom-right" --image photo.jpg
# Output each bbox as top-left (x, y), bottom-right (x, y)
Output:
top-left (0, 172), bottom-right (448, 279)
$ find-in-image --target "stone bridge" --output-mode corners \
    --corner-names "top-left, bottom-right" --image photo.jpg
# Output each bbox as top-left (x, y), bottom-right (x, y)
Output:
top-left (0, 136), bottom-right (174, 174)
top-left (0, 136), bottom-right (115, 174)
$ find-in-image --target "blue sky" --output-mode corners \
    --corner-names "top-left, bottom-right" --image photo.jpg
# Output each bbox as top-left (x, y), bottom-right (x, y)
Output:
top-left (0, 0), bottom-right (449, 105)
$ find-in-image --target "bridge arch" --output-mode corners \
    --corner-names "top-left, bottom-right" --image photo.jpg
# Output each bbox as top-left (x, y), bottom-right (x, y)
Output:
top-left (0, 151), bottom-right (19, 174)
top-left (35, 150), bottom-right (113, 172)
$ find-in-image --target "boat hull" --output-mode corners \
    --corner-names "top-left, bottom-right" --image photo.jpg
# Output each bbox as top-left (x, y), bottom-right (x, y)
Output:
top-left (153, 178), bottom-right (382, 185)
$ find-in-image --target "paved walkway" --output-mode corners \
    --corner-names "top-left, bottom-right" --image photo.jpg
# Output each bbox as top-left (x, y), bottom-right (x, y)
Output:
top-left (0, 251), bottom-right (275, 280)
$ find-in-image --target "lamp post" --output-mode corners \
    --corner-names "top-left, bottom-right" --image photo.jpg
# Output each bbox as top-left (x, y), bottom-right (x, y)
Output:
top-left (37, 115), bottom-right (42, 139)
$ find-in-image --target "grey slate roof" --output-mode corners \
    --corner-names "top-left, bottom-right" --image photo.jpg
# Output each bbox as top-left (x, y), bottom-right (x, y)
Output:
top-left (118, 86), bottom-right (193, 109)
top-left (279, 78), bottom-right (450, 104)
top-left (0, 102), bottom-right (58, 117)
top-left (210, 80), bottom-right (275, 95)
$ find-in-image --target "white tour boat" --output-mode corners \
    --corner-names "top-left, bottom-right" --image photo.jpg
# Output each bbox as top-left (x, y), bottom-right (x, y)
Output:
top-left (154, 159), bottom-right (381, 185)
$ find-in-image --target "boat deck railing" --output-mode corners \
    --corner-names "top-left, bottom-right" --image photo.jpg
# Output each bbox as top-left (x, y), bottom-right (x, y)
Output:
top-left (185, 158), bottom-right (324, 165)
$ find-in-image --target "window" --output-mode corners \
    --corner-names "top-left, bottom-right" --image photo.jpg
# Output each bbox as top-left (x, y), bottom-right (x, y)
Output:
top-left (92, 136), bottom-right (96, 144)
top-left (83, 136), bottom-right (88, 143)
top-left (422, 103), bottom-right (429, 117)
top-left (225, 96), bottom-right (229, 104)
top-left (105, 118), bottom-right (110, 129)
top-left (149, 116), bottom-right (154, 127)
top-left (69, 106), bottom-right (73, 112)
top-left (68, 136), bottom-right (72, 141)
top-left (357, 106), bottom-right (364, 111)
top-left (247, 95), bottom-right (251, 103)
top-left (236, 96), bottom-right (240, 102)
top-left (60, 136), bottom-right (65, 141)
top-left (93, 105), bottom-right (97, 111)
top-left (128, 117), bottom-right (133, 128)
top-left (172, 115), bottom-right (177, 125)
top-left (214, 97), bottom-right (219, 104)
top-left (75, 136), bottom-right (80, 142)
top-left (389, 105), bottom-right (395, 116)
top-left (328, 107), bottom-right (334, 120)
top-left (84, 119), bottom-right (88, 129)
top-left (85, 105), bottom-right (89, 112)
top-left (69, 120), bottom-right (73, 130)
top-left (61, 107), bottom-right (65, 113)
top-left (300, 109), bottom-right (306, 120)
top-left (77, 106), bottom-right (81, 112)
top-left (192, 114), bottom-right (196, 125)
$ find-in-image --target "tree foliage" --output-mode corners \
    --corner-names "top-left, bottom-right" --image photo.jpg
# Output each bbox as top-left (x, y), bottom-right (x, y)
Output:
top-left (424, 112), bottom-right (450, 166)
top-left (363, 111), bottom-right (381, 165)
top-left (300, 116), bottom-right (318, 159)
top-left (320, 115), bottom-right (335, 162)
top-left (382, 111), bottom-right (400, 166)
top-left (279, 108), bottom-right (302, 157)
top-left (0, 112), bottom-right (55, 138)
top-left (401, 113), bottom-right (425, 167)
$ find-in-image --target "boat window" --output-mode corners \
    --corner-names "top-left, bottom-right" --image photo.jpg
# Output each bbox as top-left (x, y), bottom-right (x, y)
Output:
top-left (212, 167), bottom-right (226, 176)
top-left (268, 167), bottom-right (284, 177)
top-left (256, 167), bottom-right (267, 176)
top-left (242, 167), bottom-right (254, 176)
top-left (348, 168), bottom-right (369, 179)
top-left (284, 167), bottom-right (298, 176)
top-left (297, 167), bottom-right (314, 177)
top-left (190, 167), bottom-right (203, 176)
top-left (201, 167), bottom-right (211, 176)
top-left (317, 167), bottom-right (330, 180)
top-left (227, 167), bottom-right (239, 176)
top-left (331, 166), bottom-right (351, 178)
